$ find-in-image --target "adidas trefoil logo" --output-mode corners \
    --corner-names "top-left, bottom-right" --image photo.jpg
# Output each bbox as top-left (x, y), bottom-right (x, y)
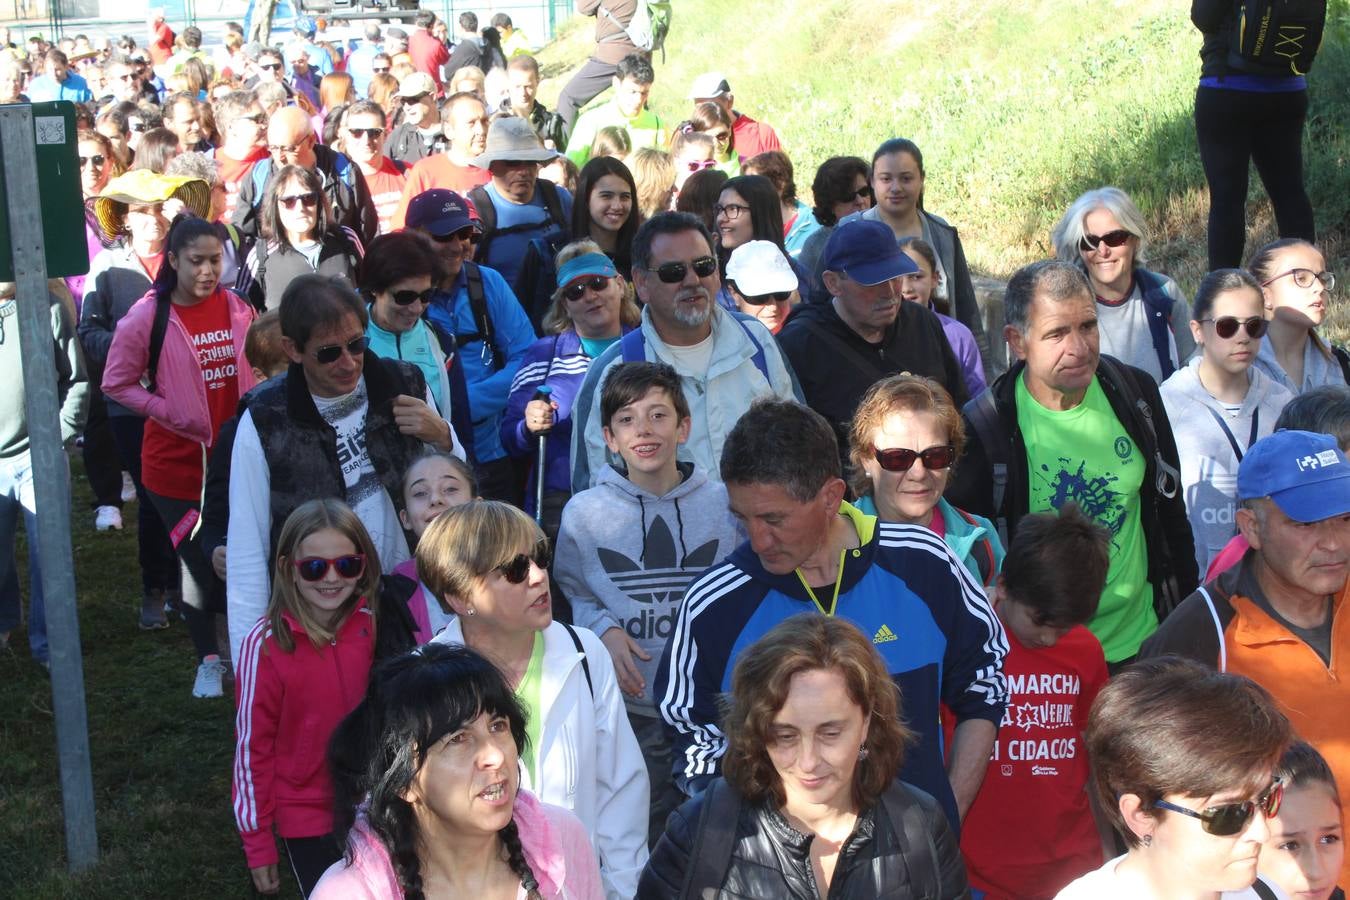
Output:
top-left (873, 624), bottom-right (898, 644)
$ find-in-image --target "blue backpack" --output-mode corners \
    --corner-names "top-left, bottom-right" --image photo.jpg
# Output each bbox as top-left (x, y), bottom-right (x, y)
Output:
top-left (620, 312), bottom-right (771, 382)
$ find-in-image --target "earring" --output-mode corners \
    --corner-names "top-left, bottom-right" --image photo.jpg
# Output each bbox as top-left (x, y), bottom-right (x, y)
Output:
top-left (466, 605), bottom-right (476, 617)
top-left (857, 746), bottom-right (869, 761)
top-left (1141, 834), bottom-right (1153, 847)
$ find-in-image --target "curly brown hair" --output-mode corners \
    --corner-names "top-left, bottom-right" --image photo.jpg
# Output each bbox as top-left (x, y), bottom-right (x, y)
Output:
top-left (847, 374), bottom-right (965, 499)
top-left (722, 614), bottom-right (911, 811)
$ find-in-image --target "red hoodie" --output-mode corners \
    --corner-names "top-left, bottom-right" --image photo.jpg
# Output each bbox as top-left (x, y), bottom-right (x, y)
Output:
top-left (233, 601), bottom-right (374, 868)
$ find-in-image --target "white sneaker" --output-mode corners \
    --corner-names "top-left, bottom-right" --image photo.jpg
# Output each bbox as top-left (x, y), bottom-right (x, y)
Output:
top-left (121, 472), bottom-right (136, 504)
top-left (94, 505), bottom-right (123, 531)
top-left (192, 654), bottom-right (226, 698)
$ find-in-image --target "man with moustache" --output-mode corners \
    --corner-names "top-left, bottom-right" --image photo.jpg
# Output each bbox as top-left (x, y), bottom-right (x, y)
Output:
top-left (570, 212), bottom-right (800, 489)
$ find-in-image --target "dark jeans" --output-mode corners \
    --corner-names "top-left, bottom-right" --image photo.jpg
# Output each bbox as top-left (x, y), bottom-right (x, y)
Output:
top-left (81, 389), bottom-right (123, 509)
top-left (282, 833), bottom-right (341, 898)
top-left (145, 489), bottom-right (223, 662)
top-left (107, 415), bottom-right (179, 594)
top-left (629, 710), bottom-right (681, 849)
top-left (556, 57), bottom-right (618, 131)
top-left (1195, 85), bottom-right (1316, 269)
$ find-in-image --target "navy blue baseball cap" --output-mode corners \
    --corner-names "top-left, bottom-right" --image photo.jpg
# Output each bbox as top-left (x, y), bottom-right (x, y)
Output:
top-left (405, 189), bottom-right (475, 236)
top-left (821, 219), bottom-right (918, 286)
top-left (1238, 430), bottom-right (1350, 523)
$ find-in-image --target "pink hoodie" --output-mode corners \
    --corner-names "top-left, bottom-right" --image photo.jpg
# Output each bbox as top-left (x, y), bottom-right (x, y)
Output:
top-left (311, 790), bottom-right (604, 900)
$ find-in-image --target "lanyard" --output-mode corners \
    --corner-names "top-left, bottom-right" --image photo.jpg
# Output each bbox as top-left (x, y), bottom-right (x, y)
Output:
top-left (795, 547), bottom-right (848, 617)
top-left (1206, 407), bottom-right (1260, 462)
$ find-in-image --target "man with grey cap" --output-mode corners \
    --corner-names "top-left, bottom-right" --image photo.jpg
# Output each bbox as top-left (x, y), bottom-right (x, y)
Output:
top-left (1141, 428), bottom-right (1350, 832)
top-left (776, 217), bottom-right (968, 460)
top-left (724, 239), bottom-right (798, 334)
top-left (688, 71), bottom-right (782, 160)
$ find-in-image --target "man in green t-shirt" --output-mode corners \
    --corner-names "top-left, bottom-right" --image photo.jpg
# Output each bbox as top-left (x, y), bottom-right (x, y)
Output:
top-left (947, 260), bottom-right (1197, 665)
top-left (565, 53), bottom-right (668, 167)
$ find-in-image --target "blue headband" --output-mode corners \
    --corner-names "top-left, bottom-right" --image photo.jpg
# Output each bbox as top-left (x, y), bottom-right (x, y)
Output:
top-left (556, 253), bottom-right (618, 289)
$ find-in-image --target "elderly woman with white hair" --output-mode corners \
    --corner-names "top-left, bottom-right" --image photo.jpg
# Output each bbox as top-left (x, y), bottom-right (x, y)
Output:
top-left (1051, 186), bottom-right (1195, 383)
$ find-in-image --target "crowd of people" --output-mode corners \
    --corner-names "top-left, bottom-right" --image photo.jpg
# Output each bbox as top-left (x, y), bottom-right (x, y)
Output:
top-left (0, 0), bottom-right (1346, 898)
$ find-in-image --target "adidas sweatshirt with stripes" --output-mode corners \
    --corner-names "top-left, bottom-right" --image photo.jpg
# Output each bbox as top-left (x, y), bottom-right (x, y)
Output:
top-left (653, 503), bottom-right (1009, 828)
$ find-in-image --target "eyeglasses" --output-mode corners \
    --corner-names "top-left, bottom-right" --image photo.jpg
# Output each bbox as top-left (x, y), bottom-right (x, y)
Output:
top-left (684, 158), bottom-right (716, 173)
top-left (1151, 779), bottom-right (1283, 837)
top-left (390, 287), bottom-right (434, 306)
top-left (239, 113), bottom-right (265, 124)
top-left (431, 226), bottom-right (477, 244)
top-left (347, 127), bottom-right (384, 140)
top-left (130, 121), bottom-right (149, 133)
top-left (849, 185), bottom-right (874, 202)
top-left (313, 335), bottom-right (369, 364)
top-left (113, 72), bottom-right (136, 81)
top-left (740, 290), bottom-right (792, 306)
top-left (401, 92), bottom-right (431, 104)
top-left (714, 202), bottom-right (749, 221)
top-left (279, 191), bottom-right (320, 210)
top-left (269, 135), bottom-right (313, 154)
top-left (1202, 316), bottom-right (1267, 339)
top-left (259, 62), bottom-right (283, 71)
top-left (496, 544), bottom-right (551, 583)
top-left (78, 154), bottom-right (106, 168)
top-left (652, 255), bottom-right (718, 283)
top-left (1078, 229), bottom-right (1133, 252)
top-left (563, 276), bottom-right (610, 302)
top-left (372, 65), bottom-right (390, 74)
top-left (874, 444), bottom-right (957, 472)
top-left (293, 553), bottom-right (366, 581)
top-left (1263, 268), bottom-right (1336, 292)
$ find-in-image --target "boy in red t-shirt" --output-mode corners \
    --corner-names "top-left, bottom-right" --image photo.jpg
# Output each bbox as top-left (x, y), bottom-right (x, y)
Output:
top-left (954, 504), bottom-right (1113, 900)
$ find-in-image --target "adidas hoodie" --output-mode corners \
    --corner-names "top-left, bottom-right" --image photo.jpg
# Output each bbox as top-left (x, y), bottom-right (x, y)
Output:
top-left (1160, 356), bottom-right (1292, 575)
top-left (554, 462), bottom-right (742, 717)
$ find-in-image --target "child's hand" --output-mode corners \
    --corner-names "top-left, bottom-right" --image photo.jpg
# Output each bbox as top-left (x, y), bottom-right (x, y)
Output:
top-left (249, 863), bottom-right (280, 894)
top-left (601, 627), bottom-right (651, 699)
top-left (212, 545), bottom-right (227, 580)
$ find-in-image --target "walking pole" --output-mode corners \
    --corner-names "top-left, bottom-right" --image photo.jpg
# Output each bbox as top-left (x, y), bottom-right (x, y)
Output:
top-left (532, 385), bottom-right (553, 525)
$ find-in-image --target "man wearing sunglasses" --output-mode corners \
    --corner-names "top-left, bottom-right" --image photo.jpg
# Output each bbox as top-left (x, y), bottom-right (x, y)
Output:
top-left (947, 259), bottom-right (1198, 669)
top-left (384, 72), bottom-right (449, 165)
top-left (570, 211), bottom-right (800, 490)
top-left (225, 275), bottom-right (458, 665)
top-left (390, 92), bottom-right (492, 228)
top-left (213, 91), bottom-right (268, 224)
top-left (342, 101), bottom-right (405, 235)
top-left (1142, 429), bottom-right (1350, 884)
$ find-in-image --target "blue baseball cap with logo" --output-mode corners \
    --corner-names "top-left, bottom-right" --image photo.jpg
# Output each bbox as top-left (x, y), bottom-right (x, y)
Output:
top-left (405, 189), bottom-right (475, 236)
top-left (1237, 430), bottom-right (1350, 523)
top-left (821, 218), bottom-right (918, 286)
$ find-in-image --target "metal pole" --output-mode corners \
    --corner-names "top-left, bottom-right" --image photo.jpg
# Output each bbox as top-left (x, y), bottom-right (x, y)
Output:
top-left (0, 104), bottom-right (99, 873)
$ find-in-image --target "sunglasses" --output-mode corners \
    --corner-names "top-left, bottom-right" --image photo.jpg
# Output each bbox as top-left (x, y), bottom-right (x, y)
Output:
top-left (653, 255), bottom-right (718, 284)
top-left (130, 122), bottom-right (149, 133)
top-left (684, 158), bottom-right (716, 173)
top-left (874, 444), bottom-right (957, 472)
top-left (496, 545), bottom-right (551, 583)
top-left (391, 287), bottom-right (434, 306)
top-left (401, 92), bottom-right (431, 104)
top-left (1202, 316), bottom-right (1267, 339)
top-left (313, 335), bottom-right (369, 364)
top-left (372, 66), bottom-right (390, 74)
top-left (78, 154), bottom-right (106, 168)
top-left (347, 127), bottom-right (384, 139)
top-left (239, 113), bottom-right (265, 124)
top-left (279, 191), bottom-right (320, 210)
top-left (849, 185), bottom-right (874, 201)
top-left (1078, 229), bottom-right (1133, 252)
top-left (1264, 268), bottom-right (1336, 292)
top-left (293, 553), bottom-right (366, 582)
top-left (563, 276), bottom-right (610, 302)
top-left (740, 290), bottom-right (792, 306)
top-left (1151, 780), bottom-right (1283, 837)
top-left (259, 62), bottom-right (283, 71)
top-left (432, 226), bottom-right (478, 244)
top-left (714, 202), bottom-right (749, 221)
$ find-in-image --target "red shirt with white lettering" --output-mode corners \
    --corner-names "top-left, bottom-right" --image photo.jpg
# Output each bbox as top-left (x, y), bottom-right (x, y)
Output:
top-left (945, 623), bottom-right (1107, 900)
top-left (363, 156), bottom-right (407, 234)
top-left (215, 146), bottom-right (269, 224)
top-left (142, 292), bottom-right (240, 501)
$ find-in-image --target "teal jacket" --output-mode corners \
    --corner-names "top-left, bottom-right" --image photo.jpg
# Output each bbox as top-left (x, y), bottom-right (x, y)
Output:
top-left (854, 495), bottom-right (1004, 588)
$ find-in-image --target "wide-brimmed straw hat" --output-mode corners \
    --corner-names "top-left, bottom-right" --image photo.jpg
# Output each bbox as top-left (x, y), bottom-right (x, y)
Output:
top-left (94, 170), bottom-right (212, 239)
top-left (471, 116), bottom-right (558, 168)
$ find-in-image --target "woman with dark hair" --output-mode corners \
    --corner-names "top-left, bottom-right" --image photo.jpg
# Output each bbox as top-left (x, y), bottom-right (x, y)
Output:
top-left (314, 642), bottom-right (604, 899)
top-left (570, 156), bottom-right (641, 279)
top-left (673, 166), bottom-right (727, 232)
top-left (742, 151), bottom-right (819, 261)
top-left (236, 164), bottom-right (364, 310)
top-left (690, 100), bottom-right (739, 176)
top-left (714, 174), bottom-right (808, 307)
top-left (101, 213), bottom-right (258, 698)
top-left (798, 155), bottom-right (871, 301)
top-left (639, 613), bottom-right (968, 898)
top-left (131, 125), bottom-right (180, 173)
top-left (1247, 238), bottom-right (1346, 393)
top-left (1056, 655), bottom-right (1291, 898)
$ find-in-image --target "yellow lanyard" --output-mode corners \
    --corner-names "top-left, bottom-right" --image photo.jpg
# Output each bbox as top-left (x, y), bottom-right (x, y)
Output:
top-left (795, 547), bottom-right (848, 617)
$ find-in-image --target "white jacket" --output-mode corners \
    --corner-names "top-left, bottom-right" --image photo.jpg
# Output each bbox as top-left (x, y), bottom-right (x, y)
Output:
top-left (432, 619), bottom-right (649, 900)
top-left (569, 306), bottom-right (801, 489)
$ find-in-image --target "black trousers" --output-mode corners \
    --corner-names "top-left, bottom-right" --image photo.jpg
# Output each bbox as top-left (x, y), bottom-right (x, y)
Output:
top-left (81, 389), bottom-right (123, 509)
top-left (283, 833), bottom-right (342, 898)
top-left (144, 489), bottom-right (223, 661)
top-left (1194, 85), bottom-right (1316, 269)
top-left (556, 56), bottom-right (619, 131)
top-left (107, 415), bottom-right (180, 594)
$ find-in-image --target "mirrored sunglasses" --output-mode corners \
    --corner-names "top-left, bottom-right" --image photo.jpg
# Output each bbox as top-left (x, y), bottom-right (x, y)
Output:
top-left (293, 553), bottom-right (366, 581)
top-left (563, 276), bottom-right (610, 302)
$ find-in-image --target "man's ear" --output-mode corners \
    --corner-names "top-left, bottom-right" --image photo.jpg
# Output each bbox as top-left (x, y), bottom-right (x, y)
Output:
top-left (281, 335), bottom-right (305, 365)
top-left (676, 415), bottom-right (692, 445)
top-left (822, 270), bottom-right (842, 298)
top-left (820, 476), bottom-right (847, 515)
top-left (632, 267), bottom-right (650, 304)
top-left (1235, 503), bottom-right (1263, 550)
top-left (1005, 324), bottom-right (1027, 361)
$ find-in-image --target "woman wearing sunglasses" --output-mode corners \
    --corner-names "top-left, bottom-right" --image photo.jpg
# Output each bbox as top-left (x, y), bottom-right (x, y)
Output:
top-left (1161, 269), bottom-right (1293, 575)
top-left (713, 174), bottom-right (810, 311)
top-left (1056, 654), bottom-right (1292, 899)
top-left (237, 164), bottom-right (364, 310)
top-left (1052, 186), bottom-right (1195, 384)
top-left (1247, 238), bottom-right (1347, 393)
top-left (571, 156), bottom-right (642, 280)
top-left (422, 500), bottom-right (650, 899)
top-left (848, 374), bottom-right (1004, 589)
top-left (501, 240), bottom-right (640, 535)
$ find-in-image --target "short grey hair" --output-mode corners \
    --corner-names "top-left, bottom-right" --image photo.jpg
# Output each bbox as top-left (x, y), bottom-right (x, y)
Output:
top-left (1050, 186), bottom-right (1149, 269)
top-left (1004, 259), bottom-right (1093, 332)
top-left (165, 150), bottom-right (220, 186)
top-left (213, 88), bottom-right (259, 131)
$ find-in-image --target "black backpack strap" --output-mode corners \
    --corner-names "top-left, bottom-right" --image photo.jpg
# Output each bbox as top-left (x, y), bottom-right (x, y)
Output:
top-left (560, 622), bottom-right (592, 697)
top-left (1252, 878), bottom-right (1279, 900)
top-left (536, 177), bottom-right (566, 230)
top-left (145, 293), bottom-right (173, 394)
top-left (467, 185), bottom-right (497, 256)
top-left (1333, 344), bottom-right (1350, 385)
top-left (965, 388), bottom-right (1010, 546)
top-left (679, 779), bottom-right (741, 900)
top-left (1136, 269), bottom-right (1176, 381)
top-left (462, 261), bottom-right (504, 371)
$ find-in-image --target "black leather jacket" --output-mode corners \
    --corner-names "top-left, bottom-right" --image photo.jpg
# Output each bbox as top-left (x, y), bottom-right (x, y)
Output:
top-left (637, 780), bottom-right (970, 900)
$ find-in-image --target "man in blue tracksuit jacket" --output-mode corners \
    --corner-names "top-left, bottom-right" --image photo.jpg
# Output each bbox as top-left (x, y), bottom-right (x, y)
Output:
top-left (654, 400), bottom-right (1008, 829)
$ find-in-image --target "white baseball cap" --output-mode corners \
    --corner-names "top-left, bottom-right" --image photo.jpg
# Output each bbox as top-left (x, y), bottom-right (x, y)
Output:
top-left (688, 72), bottom-right (731, 100)
top-left (726, 241), bottom-right (798, 297)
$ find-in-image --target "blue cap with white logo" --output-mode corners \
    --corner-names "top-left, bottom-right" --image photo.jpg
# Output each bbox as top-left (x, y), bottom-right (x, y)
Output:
top-left (1237, 430), bottom-right (1350, 523)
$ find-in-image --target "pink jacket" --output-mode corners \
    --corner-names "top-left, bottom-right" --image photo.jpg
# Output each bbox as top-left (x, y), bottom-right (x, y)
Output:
top-left (311, 791), bottom-right (604, 900)
top-left (101, 287), bottom-right (258, 445)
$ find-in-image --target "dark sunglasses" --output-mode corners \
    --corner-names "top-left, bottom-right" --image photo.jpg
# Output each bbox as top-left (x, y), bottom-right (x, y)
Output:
top-left (130, 121), bottom-right (150, 133)
top-left (79, 154), bottom-right (106, 168)
top-left (850, 185), bottom-right (874, 201)
top-left (496, 545), bottom-right (551, 583)
top-left (391, 287), bottom-right (434, 306)
top-left (1078, 229), bottom-right (1133, 252)
top-left (313, 335), bottom-right (369, 364)
top-left (347, 127), bottom-right (384, 139)
top-left (293, 553), bottom-right (366, 581)
top-left (653, 255), bottom-right (718, 284)
top-left (401, 92), bottom-right (431, 104)
top-left (259, 62), bottom-right (283, 71)
top-left (563, 276), bottom-right (610, 302)
top-left (874, 444), bottom-right (957, 472)
top-left (279, 191), bottom-right (320, 210)
top-left (1203, 316), bottom-right (1267, 339)
top-left (372, 65), bottom-right (391, 74)
top-left (740, 290), bottom-right (792, 306)
top-left (432, 226), bottom-right (478, 244)
top-left (1151, 779), bottom-right (1283, 837)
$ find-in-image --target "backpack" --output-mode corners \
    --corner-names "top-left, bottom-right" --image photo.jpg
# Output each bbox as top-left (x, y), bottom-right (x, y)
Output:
top-left (1135, 269), bottom-right (1178, 381)
top-left (619, 312), bottom-right (772, 382)
top-left (599, 0), bottom-right (673, 56)
top-left (469, 181), bottom-right (569, 332)
top-left (247, 154), bottom-right (358, 212)
top-left (437, 261), bottom-right (504, 372)
top-left (1227, 0), bottom-right (1326, 76)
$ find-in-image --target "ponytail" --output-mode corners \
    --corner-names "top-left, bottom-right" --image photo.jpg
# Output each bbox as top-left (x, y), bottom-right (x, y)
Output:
top-left (149, 214), bottom-right (219, 301)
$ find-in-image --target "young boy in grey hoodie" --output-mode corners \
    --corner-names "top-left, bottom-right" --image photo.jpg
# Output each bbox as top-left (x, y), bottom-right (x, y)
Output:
top-left (554, 361), bottom-right (741, 847)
